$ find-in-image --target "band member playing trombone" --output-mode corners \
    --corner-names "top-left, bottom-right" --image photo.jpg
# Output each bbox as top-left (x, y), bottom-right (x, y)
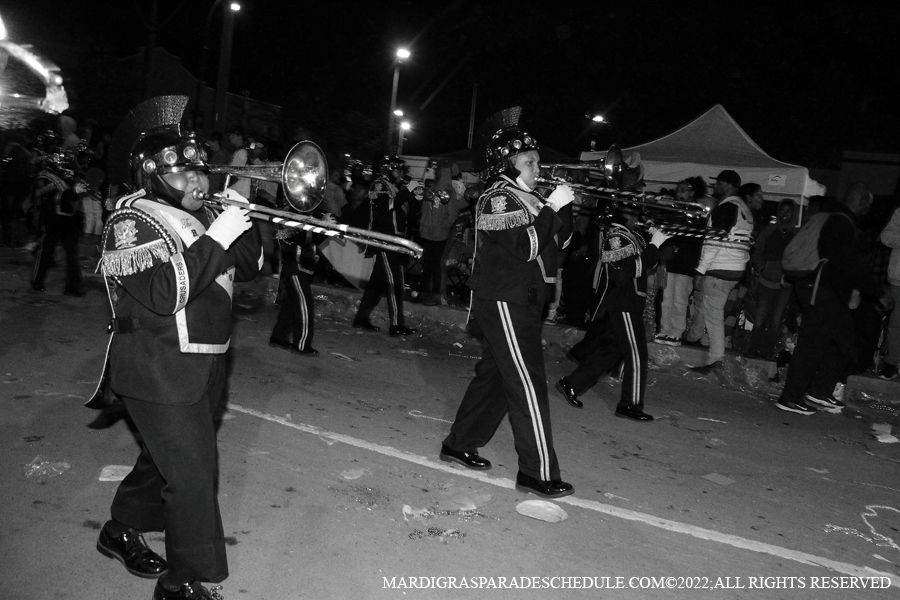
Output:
top-left (440, 125), bottom-right (576, 499)
top-left (93, 96), bottom-right (262, 600)
top-left (557, 204), bottom-right (670, 422)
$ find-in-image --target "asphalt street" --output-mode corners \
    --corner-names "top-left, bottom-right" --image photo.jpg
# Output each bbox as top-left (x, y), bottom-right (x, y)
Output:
top-left (2, 244), bottom-right (900, 600)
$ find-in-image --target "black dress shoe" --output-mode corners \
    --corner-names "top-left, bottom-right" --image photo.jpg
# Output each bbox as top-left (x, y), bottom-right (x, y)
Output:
top-left (153, 580), bottom-right (223, 600)
top-left (389, 325), bottom-right (417, 336)
top-left (293, 346), bottom-right (319, 356)
top-left (615, 405), bottom-right (654, 422)
top-left (555, 377), bottom-right (583, 408)
top-left (352, 319), bottom-right (380, 331)
top-left (515, 472), bottom-right (574, 499)
top-left (439, 444), bottom-right (491, 470)
top-left (97, 523), bottom-right (167, 578)
top-left (31, 282), bottom-right (45, 292)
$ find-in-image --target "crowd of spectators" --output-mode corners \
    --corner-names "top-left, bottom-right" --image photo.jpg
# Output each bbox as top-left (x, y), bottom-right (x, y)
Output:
top-left (2, 113), bottom-right (899, 397)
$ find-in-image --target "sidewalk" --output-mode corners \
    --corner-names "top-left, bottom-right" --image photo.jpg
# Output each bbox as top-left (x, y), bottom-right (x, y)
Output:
top-left (304, 279), bottom-right (899, 408)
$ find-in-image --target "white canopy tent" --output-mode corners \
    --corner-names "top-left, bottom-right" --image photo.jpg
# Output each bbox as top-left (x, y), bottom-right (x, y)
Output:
top-left (580, 104), bottom-right (826, 203)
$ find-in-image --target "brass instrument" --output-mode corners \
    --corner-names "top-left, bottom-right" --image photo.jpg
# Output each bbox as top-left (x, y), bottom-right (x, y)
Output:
top-left (538, 144), bottom-right (710, 220)
top-left (198, 141), bottom-right (423, 259)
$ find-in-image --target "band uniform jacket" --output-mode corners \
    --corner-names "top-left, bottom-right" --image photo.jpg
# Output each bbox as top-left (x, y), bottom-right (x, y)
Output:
top-left (591, 223), bottom-right (660, 316)
top-left (277, 227), bottom-right (319, 276)
top-left (469, 175), bottom-right (573, 306)
top-left (365, 175), bottom-right (412, 257)
top-left (98, 191), bottom-right (263, 405)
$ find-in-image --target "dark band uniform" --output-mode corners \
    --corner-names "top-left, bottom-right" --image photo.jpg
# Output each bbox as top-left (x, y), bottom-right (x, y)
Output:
top-left (443, 174), bottom-right (572, 482)
top-left (98, 190), bottom-right (262, 583)
top-left (271, 227), bottom-right (318, 351)
top-left (567, 222), bottom-right (659, 410)
top-left (31, 168), bottom-right (84, 293)
top-left (354, 175), bottom-right (411, 327)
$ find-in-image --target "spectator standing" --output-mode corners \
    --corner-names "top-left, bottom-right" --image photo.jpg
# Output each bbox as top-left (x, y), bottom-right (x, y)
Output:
top-left (655, 177), bottom-right (711, 345)
top-left (226, 129), bottom-right (249, 199)
top-left (776, 184), bottom-right (894, 415)
top-left (877, 204), bottom-right (900, 379)
top-left (686, 170), bottom-right (759, 373)
top-left (320, 167), bottom-right (348, 218)
top-left (744, 200), bottom-right (797, 359)
top-left (418, 163), bottom-right (463, 306)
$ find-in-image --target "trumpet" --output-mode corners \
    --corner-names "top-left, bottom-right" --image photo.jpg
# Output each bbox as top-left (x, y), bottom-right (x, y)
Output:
top-left (199, 141), bottom-right (423, 259)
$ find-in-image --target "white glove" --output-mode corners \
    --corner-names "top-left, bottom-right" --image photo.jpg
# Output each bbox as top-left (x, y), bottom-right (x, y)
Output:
top-left (206, 206), bottom-right (252, 250)
top-left (649, 227), bottom-right (671, 248)
top-left (546, 185), bottom-right (575, 212)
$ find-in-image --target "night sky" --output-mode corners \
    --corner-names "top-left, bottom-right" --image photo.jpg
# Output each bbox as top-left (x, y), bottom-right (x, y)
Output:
top-left (1, 1), bottom-right (898, 168)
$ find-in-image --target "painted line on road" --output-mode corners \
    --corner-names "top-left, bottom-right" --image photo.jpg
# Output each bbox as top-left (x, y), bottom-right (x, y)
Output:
top-left (229, 403), bottom-right (899, 586)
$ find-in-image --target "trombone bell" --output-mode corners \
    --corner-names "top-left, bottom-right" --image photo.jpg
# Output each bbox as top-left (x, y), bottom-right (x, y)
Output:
top-left (282, 141), bottom-right (327, 212)
top-left (207, 140), bottom-right (327, 213)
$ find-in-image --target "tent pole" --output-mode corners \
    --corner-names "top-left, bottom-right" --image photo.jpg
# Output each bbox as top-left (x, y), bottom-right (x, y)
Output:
top-left (467, 82), bottom-right (478, 149)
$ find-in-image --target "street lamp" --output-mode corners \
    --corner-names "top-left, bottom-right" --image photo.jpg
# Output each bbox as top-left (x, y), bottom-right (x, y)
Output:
top-left (586, 113), bottom-right (610, 151)
top-left (387, 47), bottom-right (410, 149)
top-left (398, 121), bottom-right (411, 155)
top-left (212, 1), bottom-right (241, 132)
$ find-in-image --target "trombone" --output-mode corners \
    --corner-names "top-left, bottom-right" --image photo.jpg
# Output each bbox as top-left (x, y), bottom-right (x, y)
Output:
top-left (538, 144), bottom-right (710, 219)
top-left (197, 141), bottom-right (423, 259)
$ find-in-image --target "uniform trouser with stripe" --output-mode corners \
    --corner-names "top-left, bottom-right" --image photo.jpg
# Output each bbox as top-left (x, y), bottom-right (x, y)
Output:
top-left (355, 251), bottom-right (406, 326)
top-left (271, 271), bottom-right (314, 350)
top-left (568, 310), bottom-right (648, 410)
top-left (110, 356), bottom-right (228, 583)
top-left (443, 298), bottom-right (561, 482)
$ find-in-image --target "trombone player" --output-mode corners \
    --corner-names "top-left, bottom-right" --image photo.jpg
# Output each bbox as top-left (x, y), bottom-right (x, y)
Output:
top-left (93, 96), bottom-right (262, 600)
top-left (440, 124), bottom-right (577, 499)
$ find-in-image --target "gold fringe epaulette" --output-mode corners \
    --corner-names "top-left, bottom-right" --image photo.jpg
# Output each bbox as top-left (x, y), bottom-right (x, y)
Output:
top-left (100, 240), bottom-right (172, 276)
top-left (601, 229), bottom-right (639, 263)
top-left (601, 245), bottom-right (637, 263)
top-left (476, 187), bottom-right (532, 231)
top-left (477, 210), bottom-right (530, 231)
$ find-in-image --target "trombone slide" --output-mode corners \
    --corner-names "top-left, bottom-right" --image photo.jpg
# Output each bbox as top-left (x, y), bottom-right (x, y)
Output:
top-left (207, 194), bottom-right (424, 259)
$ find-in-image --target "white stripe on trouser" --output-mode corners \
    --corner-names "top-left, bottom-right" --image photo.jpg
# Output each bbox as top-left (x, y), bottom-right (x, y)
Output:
top-left (292, 275), bottom-right (309, 350)
top-left (622, 312), bottom-right (640, 405)
top-left (497, 301), bottom-right (550, 481)
top-left (380, 252), bottom-right (398, 326)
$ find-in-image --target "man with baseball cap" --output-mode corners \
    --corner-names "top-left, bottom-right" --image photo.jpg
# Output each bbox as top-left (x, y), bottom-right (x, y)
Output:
top-left (685, 169), bottom-right (754, 373)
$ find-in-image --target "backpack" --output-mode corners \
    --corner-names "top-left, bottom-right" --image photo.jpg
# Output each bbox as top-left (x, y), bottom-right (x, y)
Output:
top-left (782, 211), bottom-right (853, 282)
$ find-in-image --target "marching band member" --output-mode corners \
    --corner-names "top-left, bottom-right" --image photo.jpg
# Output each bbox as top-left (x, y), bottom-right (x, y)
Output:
top-left (557, 205), bottom-right (670, 422)
top-left (93, 96), bottom-right (262, 600)
top-left (440, 125), bottom-right (576, 499)
top-left (30, 151), bottom-right (87, 295)
top-left (351, 155), bottom-right (417, 335)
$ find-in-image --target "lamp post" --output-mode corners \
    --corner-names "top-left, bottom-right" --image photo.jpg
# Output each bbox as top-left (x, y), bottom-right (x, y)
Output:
top-left (398, 121), bottom-right (411, 155)
top-left (387, 47), bottom-right (410, 150)
top-left (192, 0), bottom-right (223, 130)
top-left (212, 2), bottom-right (241, 132)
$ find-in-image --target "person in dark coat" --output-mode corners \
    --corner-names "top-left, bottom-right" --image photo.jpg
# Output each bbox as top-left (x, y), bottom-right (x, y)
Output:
top-left (92, 96), bottom-right (262, 600)
top-left (440, 126), bottom-right (577, 499)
